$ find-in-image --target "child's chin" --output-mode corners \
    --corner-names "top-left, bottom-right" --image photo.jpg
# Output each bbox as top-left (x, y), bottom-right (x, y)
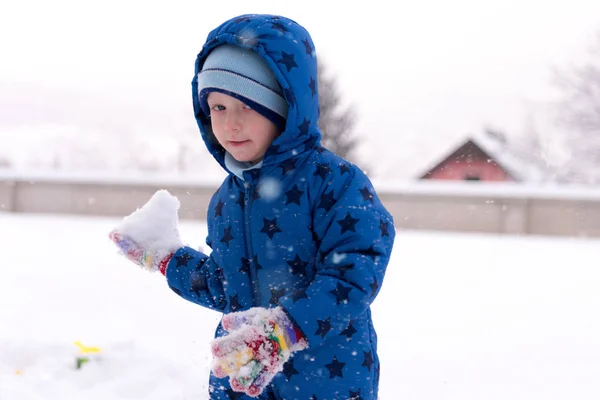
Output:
top-left (231, 153), bottom-right (263, 164)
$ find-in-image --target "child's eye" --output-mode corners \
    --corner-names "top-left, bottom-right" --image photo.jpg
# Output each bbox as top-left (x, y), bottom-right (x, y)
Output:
top-left (211, 105), bottom-right (225, 111)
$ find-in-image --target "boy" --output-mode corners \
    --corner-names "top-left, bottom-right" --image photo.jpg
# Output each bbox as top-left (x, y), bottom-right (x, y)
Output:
top-left (110, 13), bottom-right (395, 400)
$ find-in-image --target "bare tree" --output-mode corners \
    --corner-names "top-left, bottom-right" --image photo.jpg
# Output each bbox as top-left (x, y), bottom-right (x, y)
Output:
top-left (317, 61), bottom-right (360, 164)
top-left (552, 32), bottom-right (600, 184)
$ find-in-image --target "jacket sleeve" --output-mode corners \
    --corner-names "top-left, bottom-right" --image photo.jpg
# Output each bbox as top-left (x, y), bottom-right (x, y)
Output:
top-left (165, 247), bottom-right (227, 312)
top-left (279, 167), bottom-right (395, 348)
top-left (164, 188), bottom-right (229, 312)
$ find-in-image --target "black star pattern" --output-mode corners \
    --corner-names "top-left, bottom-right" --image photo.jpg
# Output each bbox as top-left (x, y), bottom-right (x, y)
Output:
top-left (225, 388), bottom-right (245, 399)
top-left (287, 254), bottom-right (309, 276)
top-left (349, 389), bottom-right (363, 400)
top-left (220, 226), bottom-right (234, 247)
top-left (214, 200), bottom-right (224, 217)
top-left (315, 317), bottom-right (332, 337)
top-left (260, 217), bottom-right (282, 239)
top-left (310, 395), bottom-right (319, 400)
top-left (170, 286), bottom-right (182, 296)
top-left (240, 256), bottom-right (262, 274)
top-left (253, 187), bottom-right (261, 200)
top-left (291, 288), bottom-right (308, 303)
top-left (235, 191), bottom-right (245, 209)
top-left (248, 169), bottom-right (260, 180)
top-left (282, 359), bottom-right (299, 381)
top-left (317, 190), bottom-right (336, 212)
top-left (239, 257), bottom-right (251, 274)
top-left (269, 143), bottom-right (280, 155)
top-left (279, 158), bottom-right (297, 175)
top-left (337, 263), bottom-right (355, 277)
top-left (362, 351), bottom-right (374, 371)
top-left (175, 253), bottom-right (193, 268)
top-left (359, 186), bottom-right (374, 203)
top-left (269, 287), bottom-right (286, 306)
top-left (190, 272), bottom-right (206, 297)
top-left (325, 356), bottom-right (346, 379)
top-left (337, 212), bottom-right (360, 234)
top-left (298, 118), bottom-right (310, 136)
top-left (215, 294), bottom-right (226, 309)
top-left (339, 163), bottom-right (351, 175)
top-left (314, 163), bottom-right (332, 181)
top-left (271, 21), bottom-right (288, 33)
top-left (361, 245), bottom-right (380, 261)
top-left (315, 145), bottom-right (326, 154)
top-left (311, 228), bottom-right (321, 247)
top-left (340, 321), bottom-right (357, 340)
top-left (302, 38), bottom-right (313, 55)
top-left (285, 184), bottom-right (304, 206)
top-left (303, 135), bottom-right (319, 152)
top-left (195, 259), bottom-right (205, 271)
top-left (284, 87), bottom-right (296, 108)
top-left (330, 282), bottom-right (352, 304)
top-left (278, 51), bottom-right (298, 72)
top-left (379, 219), bottom-right (390, 237)
top-left (308, 76), bottom-right (317, 97)
top-left (318, 250), bottom-right (328, 264)
top-left (369, 277), bottom-right (380, 297)
top-left (229, 294), bottom-right (242, 312)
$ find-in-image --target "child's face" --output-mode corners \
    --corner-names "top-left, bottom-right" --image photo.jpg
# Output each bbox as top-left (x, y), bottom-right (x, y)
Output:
top-left (207, 92), bottom-right (280, 164)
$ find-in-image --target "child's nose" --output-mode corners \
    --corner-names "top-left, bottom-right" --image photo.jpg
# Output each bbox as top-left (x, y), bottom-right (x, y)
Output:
top-left (224, 111), bottom-right (242, 132)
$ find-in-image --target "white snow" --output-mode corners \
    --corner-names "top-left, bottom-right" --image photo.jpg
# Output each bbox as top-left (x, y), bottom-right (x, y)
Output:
top-left (372, 179), bottom-right (600, 201)
top-left (114, 190), bottom-right (184, 254)
top-left (257, 178), bottom-right (283, 202)
top-left (1, 212), bottom-right (599, 399)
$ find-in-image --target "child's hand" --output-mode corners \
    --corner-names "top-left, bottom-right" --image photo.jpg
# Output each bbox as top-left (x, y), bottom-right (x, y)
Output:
top-left (109, 231), bottom-right (173, 274)
top-left (211, 307), bottom-right (308, 397)
top-left (108, 190), bottom-right (184, 274)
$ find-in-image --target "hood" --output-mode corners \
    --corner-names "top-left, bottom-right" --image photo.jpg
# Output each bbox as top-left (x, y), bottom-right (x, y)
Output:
top-left (191, 14), bottom-right (321, 171)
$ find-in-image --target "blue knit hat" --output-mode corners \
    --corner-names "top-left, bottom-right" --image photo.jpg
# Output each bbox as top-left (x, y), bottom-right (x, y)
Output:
top-left (197, 44), bottom-right (288, 131)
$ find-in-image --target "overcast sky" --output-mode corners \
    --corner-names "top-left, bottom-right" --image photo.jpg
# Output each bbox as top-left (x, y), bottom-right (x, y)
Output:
top-left (2, 0), bottom-right (600, 178)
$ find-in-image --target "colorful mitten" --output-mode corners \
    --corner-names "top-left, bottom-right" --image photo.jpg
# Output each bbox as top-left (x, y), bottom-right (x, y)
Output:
top-left (109, 190), bottom-right (184, 275)
top-left (211, 307), bottom-right (308, 397)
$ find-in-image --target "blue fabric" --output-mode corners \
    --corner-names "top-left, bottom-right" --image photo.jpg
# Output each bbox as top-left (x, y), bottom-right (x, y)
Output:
top-left (167, 14), bottom-right (395, 400)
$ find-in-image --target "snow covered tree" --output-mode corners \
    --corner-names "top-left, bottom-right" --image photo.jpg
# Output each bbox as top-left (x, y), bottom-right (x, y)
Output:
top-left (317, 61), bottom-right (360, 164)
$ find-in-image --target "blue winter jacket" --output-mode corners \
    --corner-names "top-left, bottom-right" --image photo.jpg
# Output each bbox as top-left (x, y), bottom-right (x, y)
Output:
top-left (165, 14), bottom-right (395, 400)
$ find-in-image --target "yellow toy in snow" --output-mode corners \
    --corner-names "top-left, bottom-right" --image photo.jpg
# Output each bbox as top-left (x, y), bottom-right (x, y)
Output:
top-left (74, 341), bottom-right (102, 369)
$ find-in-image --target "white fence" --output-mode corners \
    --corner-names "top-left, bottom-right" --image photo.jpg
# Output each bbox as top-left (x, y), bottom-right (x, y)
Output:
top-left (1, 171), bottom-right (600, 238)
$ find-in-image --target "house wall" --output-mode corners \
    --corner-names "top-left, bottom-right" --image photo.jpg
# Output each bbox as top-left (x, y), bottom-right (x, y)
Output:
top-left (424, 159), bottom-right (513, 181)
top-left (1, 174), bottom-right (600, 238)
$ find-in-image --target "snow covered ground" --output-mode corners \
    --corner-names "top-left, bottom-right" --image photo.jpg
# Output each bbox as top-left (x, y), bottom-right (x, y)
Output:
top-left (1, 212), bottom-right (599, 399)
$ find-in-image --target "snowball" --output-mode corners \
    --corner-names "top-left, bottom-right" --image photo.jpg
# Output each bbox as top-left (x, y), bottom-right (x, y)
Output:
top-left (115, 190), bottom-right (183, 252)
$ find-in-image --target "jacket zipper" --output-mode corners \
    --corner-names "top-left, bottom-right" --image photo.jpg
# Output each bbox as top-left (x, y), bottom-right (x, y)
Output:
top-left (244, 181), bottom-right (262, 306)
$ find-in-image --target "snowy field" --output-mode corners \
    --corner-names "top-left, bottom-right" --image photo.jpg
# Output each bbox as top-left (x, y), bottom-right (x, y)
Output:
top-left (1, 212), bottom-right (599, 399)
